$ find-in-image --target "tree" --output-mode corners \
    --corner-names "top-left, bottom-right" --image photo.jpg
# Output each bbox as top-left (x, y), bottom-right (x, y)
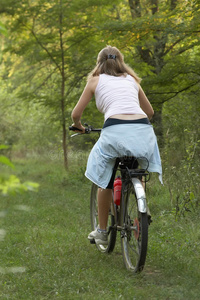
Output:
top-left (1, 0), bottom-right (199, 154)
top-left (0, 0), bottom-right (121, 167)
top-left (95, 0), bottom-right (200, 142)
top-left (128, 0), bottom-right (200, 141)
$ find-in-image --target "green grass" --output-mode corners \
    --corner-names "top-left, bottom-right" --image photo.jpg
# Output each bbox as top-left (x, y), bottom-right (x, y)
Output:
top-left (0, 157), bottom-right (200, 299)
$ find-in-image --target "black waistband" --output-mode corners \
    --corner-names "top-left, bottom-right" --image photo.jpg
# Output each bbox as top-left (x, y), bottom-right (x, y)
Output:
top-left (103, 117), bottom-right (150, 129)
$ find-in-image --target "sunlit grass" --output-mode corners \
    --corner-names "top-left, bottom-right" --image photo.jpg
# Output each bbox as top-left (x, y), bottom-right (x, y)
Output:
top-left (0, 157), bottom-right (199, 299)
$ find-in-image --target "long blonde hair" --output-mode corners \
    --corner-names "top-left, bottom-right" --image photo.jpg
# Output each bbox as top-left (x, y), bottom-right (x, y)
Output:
top-left (87, 45), bottom-right (141, 83)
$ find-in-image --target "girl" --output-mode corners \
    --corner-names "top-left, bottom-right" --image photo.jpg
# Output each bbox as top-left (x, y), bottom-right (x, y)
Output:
top-left (71, 45), bottom-right (162, 245)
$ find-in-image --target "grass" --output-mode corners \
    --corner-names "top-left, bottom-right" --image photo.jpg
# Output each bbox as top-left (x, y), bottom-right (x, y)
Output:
top-left (0, 156), bottom-right (200, 299)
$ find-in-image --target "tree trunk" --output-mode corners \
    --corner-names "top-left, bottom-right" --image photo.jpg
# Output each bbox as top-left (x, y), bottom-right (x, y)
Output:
top-left (128, 0), bottom-right (167, 144)
top-left (61, 81), bottom-right (67, 170)
top-left (129, 0), bottom-right (141, 18)
top-left (151, 0), bottom-right (158, 15)
top-left (59, 0), bottom-right (68, 169)
top-left (170, 0), bottom-right (177, 10)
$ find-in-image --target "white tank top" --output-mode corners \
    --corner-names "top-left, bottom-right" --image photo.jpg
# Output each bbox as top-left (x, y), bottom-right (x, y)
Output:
top-left (95, 74), bottom-right (147, 121)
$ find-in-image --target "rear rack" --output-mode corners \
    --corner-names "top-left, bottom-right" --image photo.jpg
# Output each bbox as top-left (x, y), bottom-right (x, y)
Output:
top-left (129, 169), bottom-right (149, 177)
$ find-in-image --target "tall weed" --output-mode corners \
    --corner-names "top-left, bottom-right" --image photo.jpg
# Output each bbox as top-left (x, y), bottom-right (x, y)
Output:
top-left (163, 125), bottom-right (200, 218)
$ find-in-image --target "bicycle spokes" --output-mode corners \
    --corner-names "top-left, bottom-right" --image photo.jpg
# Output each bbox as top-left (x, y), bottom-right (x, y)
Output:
top-left (120, 184), bottom-right (148, 272)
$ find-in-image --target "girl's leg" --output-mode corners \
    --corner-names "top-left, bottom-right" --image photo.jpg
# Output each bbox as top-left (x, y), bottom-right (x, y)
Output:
top-left (97, 159), bottom-right (118, 231)
top-left (98, 188), bottom-right (112, 230)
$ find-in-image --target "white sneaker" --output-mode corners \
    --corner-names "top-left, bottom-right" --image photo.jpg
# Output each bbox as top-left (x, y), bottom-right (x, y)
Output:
top-left (88, 228), bottom-right (108, 245)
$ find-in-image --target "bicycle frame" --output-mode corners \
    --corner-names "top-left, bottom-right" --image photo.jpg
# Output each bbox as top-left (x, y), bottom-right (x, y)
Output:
top-left (109, 167), bottom-right (148, 232)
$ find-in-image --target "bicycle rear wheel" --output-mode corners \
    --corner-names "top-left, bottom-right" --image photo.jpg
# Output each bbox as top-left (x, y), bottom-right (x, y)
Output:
top-left (120, 183), bottom-right (148, 272)
top-left (90, 183), bottom-right (117, 253)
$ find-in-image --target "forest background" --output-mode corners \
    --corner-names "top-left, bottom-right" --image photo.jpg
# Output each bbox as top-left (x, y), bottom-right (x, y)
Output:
top-left (1, 0), bottom-right (199, 212)
top-left (0, 0), bottom-right (200, 298)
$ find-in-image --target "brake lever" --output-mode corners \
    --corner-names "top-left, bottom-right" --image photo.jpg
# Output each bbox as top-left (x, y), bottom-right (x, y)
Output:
top-left (70, 133), bottom-right (83, 138)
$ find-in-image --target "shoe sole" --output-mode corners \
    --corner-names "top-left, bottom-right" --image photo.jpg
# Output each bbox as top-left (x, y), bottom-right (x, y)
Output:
top-left (88, 236), bottom-right (108, 245)
top-left (95, 238), bottom-right (108, 245)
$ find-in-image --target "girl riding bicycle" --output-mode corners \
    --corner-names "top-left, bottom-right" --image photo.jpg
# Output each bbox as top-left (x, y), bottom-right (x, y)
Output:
top-left (71, 45), bottom-right (162, 245)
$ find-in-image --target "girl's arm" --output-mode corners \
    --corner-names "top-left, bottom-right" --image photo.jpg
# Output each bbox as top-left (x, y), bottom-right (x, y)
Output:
top-left (71, 77), bottom-right (99, 131)
top-left (138, 85), bottom-right (154, 120)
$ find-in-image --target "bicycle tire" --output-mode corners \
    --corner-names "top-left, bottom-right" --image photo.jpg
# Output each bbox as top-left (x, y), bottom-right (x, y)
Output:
top-left (120, 182), bottom-right (148, 272)
top-left (90, 183), bottom-right (117, 253)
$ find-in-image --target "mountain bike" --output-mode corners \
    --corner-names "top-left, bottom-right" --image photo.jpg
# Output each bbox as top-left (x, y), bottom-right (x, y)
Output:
top-left (69, 124), bottom-right (151, 273)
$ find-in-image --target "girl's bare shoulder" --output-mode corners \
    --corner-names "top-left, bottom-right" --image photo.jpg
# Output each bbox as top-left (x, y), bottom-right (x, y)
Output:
top-left (87, 76), bottom-right (99, 93)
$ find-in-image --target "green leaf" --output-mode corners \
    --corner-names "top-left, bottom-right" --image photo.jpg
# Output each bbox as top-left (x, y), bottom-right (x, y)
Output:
top-left (189, 192), bottom-right (195, 201)
top-left (0, 145), bottom-right (9, 150)
top-left (23, 181), bottom-right (40, 192)
top-left (0, 22), bottom-right (7, 36)
top-left (0, 155), bottom-right (15, 169)
top-left (0, 175), bottom-right (39, 195)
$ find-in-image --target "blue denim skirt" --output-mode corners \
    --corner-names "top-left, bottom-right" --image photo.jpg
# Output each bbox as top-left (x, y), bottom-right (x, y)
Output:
top-left (85, 123), bottom-right (162, 189)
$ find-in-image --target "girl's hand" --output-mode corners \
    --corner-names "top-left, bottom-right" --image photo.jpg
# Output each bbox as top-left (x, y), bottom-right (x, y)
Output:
top-left (71, 123), bottom-right (85, 133)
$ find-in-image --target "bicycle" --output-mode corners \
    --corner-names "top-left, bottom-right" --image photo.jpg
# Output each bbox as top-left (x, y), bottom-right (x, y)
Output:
top-left (69, 123), bottom-right (151, 273)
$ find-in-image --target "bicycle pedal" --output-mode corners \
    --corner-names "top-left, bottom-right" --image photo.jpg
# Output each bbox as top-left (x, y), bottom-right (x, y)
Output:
top-left (90, 239), bottom-right (96, 244)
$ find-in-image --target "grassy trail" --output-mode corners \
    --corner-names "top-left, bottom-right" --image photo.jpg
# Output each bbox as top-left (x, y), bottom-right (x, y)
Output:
top-left (0, 158), bottom-right (199, 299)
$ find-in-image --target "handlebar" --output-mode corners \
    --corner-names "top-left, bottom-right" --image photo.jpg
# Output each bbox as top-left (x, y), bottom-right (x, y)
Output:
top-left (69, 123), bottom-right (101, 137)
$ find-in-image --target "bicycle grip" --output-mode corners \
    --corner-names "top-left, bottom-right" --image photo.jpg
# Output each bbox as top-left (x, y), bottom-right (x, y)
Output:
top-left (69, 126), bottom-right (83, 132)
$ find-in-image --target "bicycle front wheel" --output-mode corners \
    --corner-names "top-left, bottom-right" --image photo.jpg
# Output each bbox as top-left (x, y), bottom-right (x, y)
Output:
top-left (90, 183), bottom-right (117, 253)
top-left (120, 183), bottom-right (148, 272)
